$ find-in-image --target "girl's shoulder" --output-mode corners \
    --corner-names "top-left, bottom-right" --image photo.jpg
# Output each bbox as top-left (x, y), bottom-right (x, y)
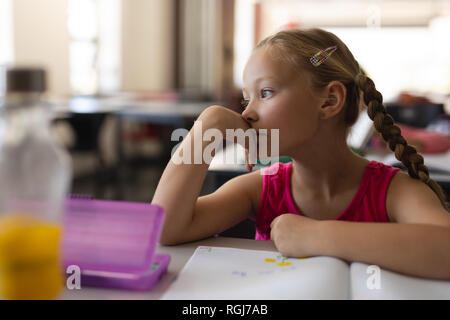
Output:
top-left (386, 169), bottom-right (450, 226)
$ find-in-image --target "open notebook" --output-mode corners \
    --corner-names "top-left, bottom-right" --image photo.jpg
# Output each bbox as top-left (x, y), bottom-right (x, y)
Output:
top-left (162, 246), bottom-right (450, 300)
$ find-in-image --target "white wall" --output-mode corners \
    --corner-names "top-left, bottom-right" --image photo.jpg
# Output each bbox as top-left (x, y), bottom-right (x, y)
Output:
top-left (0, 0), bottom-right (13, 66)
top-left (10, 0), bottom-right (175, 95)
top-left (121, 0), bottom-right (174, 91)
top-left (12, 0), bottom-right (71, 97)
top-left (234, 0), bottom-right (256, 88)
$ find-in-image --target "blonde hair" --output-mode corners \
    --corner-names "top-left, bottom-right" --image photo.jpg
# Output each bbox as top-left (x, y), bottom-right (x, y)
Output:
top-left (255, 28), bottom-right (448, 210)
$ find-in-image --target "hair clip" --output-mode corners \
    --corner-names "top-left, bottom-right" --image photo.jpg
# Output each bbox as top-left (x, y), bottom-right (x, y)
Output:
top-left (310, 45), bottom-right (337, 67)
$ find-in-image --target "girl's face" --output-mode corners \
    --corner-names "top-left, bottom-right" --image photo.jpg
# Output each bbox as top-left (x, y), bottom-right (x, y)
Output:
top-left (241, 47), bottom-right (324, 156)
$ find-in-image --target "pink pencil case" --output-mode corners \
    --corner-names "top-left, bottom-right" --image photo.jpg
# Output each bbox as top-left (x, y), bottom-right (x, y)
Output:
top-left (62, 195), bottom-right (170, 291)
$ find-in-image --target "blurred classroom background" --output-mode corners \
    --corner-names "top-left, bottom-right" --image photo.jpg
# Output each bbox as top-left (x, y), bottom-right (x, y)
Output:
top-left (1, 0), bottom-right (449, 213)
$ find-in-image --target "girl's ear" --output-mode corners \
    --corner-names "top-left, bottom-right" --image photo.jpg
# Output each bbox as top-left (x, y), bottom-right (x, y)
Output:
top-left (319, 81), bottom-right (347, 120)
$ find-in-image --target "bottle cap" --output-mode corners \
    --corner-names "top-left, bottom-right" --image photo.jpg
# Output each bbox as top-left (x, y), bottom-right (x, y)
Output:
top-left (1, 67), bottom-right (47, 93)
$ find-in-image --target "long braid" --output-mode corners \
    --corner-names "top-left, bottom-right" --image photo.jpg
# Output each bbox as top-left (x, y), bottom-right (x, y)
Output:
top-left (255, 28), bottom-right (448, 210)
top-left (357, 75), bottom-right (449, 211)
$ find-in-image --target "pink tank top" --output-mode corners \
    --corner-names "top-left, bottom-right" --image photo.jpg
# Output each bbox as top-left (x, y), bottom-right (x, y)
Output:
top-left (255, 160), bottom-right (400, 240)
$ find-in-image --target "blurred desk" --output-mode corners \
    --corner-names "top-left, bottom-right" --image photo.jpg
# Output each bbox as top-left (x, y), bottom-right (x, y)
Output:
top-left (114, 101), bottom-right (213, 180)
top-left (115, 100), bottom-right (211, 161)
top-left (50, 96), bottom-right (213, 199)
top-left (51, 96), bottom-right (210, 121)
top-left (209, 147), bottom-right (450, 202)
top-left (209, 145), bottom-right (450, 177)
top-left (116, 100), bottom-right (209, 124)
top-left (51, 96), bottom-right (135, 118)
top-left (50, 97), bottom-right (212, 160)
top-left (50, 97), bottom-right (124, 176)
top-left (60, 236), bottom-right (275, 300)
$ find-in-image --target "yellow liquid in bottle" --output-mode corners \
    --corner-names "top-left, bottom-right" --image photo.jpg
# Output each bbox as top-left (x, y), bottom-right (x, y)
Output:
top-left (0, 214), bottom-right (63, 300)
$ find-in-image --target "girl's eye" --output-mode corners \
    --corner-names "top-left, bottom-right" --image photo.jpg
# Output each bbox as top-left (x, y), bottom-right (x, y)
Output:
top-left (261, 89), bottom-right (273, 98)
top-left (240, 98), bottom-right (249, 111)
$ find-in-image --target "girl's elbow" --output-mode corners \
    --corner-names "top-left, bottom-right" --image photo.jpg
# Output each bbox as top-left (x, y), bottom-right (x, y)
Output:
top-left (432, 251), bottom-right (450, 281)
top-left (433, 269), bottom-right (450, 281)
top-left (159, 230), bottom-right (183, 246)
top-left (159, 238), bottom-right (178, 246)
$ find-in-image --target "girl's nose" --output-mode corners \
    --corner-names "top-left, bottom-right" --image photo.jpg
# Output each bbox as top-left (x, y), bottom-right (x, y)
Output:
top-left (241, 105), bottom-right (259, 123)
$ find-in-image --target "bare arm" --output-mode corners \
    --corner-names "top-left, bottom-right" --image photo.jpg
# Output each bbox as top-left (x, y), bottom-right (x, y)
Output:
top-left (152, 106), bottom-right (259, 245)
top-left (151, 127), bottom-right (211, 244)
top-left (318, 221), bottom-right (450, 280)
top-left (318, 171), bottom-right (450, 280)
top-left (271, 171), bottom-right (450, 279)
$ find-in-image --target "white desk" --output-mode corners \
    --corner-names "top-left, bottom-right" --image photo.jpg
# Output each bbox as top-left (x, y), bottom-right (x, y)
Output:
top-left (60, 237), bottom-right (276, 300)
top-left (50, 96), bottom-right (212, 121)
top-left (209, 146), bottom-right (450, 181)
top-left (59, 235), bottom-right (450, 300)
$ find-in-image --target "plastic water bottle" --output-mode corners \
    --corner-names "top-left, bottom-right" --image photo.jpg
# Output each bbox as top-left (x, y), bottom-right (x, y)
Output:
top-left (0, 67), bottom-right (72, 299)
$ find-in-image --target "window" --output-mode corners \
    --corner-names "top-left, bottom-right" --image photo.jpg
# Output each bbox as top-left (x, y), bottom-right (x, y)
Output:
top-left (233, 0), bottom-right (450, 101)
top-left (233, 0), bottom-right (256, 89)
top-left (326, 21), bottom-right (450, 101)
top-left (0, 0), bottom-right (13, 66)
top-left (68, 0), bottom-right (121, 95)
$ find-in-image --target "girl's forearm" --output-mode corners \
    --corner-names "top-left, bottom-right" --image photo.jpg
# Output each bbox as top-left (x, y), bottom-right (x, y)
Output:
top-left (318, 221), bottom-right (450, 280)
top-left (152, 128), bottom-right (212, 244)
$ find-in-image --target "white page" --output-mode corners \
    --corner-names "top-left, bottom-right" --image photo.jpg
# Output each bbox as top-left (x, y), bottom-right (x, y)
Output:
top-left (162, 246), bottom-right (350, 300)
top-left (350, 262), bottom-right (450, 300)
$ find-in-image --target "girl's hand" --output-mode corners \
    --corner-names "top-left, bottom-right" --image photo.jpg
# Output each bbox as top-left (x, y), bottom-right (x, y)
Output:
top-left (270, 214), bottom-right (322, 258)
top-left (197, 105), bottom-right (251, 134)
top-left (198, 105), bottom-right (258, 172)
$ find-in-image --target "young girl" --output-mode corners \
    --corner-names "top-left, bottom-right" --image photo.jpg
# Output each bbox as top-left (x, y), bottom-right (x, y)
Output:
top-left (152, 28), bottom-right (450, 280)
